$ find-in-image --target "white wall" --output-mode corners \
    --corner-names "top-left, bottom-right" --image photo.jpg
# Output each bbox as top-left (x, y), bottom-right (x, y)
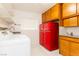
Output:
top-left (12, 10), bottom-right (41, 30)
top-left (12, 10), bottom-right (41, 46)
top-left (66, 27), bottom-right (79, 36)
top-left (59, 26), bottom-right (79, 36)
top-left (59, 27), bottom-right (66, 35)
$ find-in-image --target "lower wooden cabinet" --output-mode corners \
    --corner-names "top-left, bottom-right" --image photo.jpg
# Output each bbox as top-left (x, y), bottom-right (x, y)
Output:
top-left (59, 38), bottom-right (70, 56)
top-left (59, 36), bottom-right (79, 56)
top-left (70, 42), bottom-right (79, 56)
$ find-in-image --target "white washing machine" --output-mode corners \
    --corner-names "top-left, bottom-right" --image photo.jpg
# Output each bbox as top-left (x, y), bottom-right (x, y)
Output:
top-left (0, 33), bottom-right (31, 56)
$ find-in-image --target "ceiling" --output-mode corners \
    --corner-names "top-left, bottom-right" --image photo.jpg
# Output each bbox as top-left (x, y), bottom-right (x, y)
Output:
top-left (2, 3), bottom-right (55, 13)
top-left (0, 3), bottom-right (55, 24)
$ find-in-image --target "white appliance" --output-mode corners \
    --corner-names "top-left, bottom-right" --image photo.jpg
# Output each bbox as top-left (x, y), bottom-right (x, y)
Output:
top-left (0, 32), bottom-right (31, 56)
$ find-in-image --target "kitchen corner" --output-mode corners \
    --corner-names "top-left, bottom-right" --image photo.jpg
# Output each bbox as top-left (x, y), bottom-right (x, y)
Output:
top-left (41, 3), bottom-right (79, 56)
top-left (59, 27), bottom-right (79, 56)
top-left (0, 3), bottom-right (79, 56)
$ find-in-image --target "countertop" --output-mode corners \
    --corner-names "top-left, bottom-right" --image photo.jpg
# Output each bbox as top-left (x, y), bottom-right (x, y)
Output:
top-left (59, 35), bottom-right (79, 39)
top-left (59, 35), bottom-right (79, 43)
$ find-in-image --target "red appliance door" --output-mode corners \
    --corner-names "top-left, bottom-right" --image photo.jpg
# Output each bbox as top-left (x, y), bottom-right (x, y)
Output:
top-left (44, 22), bottom-right (59, 51)
top-left (44, 31), bottom-right (52, 50)
top-left (44, 22), bottom-right (56, 30)
top-left (43, 22), bottom-right (52, 50)
top-left (39, 24), bottom-right (44, 46)
top-left (51, 23), bottom-right (59, 50)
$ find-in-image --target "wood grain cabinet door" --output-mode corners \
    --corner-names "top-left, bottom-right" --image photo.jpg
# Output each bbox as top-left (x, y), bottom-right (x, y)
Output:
top-left (42, 13), bottom-right (46, 23)
top-left (62, 3), bottom-right (76, 18)
top-left (70, 42), bottom-right (79, 56)
top-left (59, 39), bottom-right (70, 56)
top-left (77, 3), bottom-right (79, 15)
top-left (50, 4), bottom-right (61, 20)
top-left (63, 17), bottom-right (77, 26)
top-left (46, 9), bottom-right (51, 22)
top-left (77, 16), bottom-right (79, 26)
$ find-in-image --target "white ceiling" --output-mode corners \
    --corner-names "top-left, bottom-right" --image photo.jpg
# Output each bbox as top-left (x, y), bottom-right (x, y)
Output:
top-left (0, 3), bottom-right (55, 24)
top-left (2, 3), bottom-right (55, 13)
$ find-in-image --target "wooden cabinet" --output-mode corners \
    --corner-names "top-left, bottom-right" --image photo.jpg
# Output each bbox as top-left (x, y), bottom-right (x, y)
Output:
top-left (77, 3), bottom-right (79, 27)
top-left (50, 4), bottom-right (61, 20)
top-left (77, 3), bottom-right (79, 15)
top-left (63, 17), bottom-right (77, 26)
top-left (42, 4), bottom-right (61, 23)
top-left (59, 36), bottom-right (79, 56)
top-left (59, 38), bottom-right (70, 56)
top-left (42, 9), bottom-right (50, 23)
top-left (62, 3), bottom-right (76, 18)
top-left (59, 37), bottom-right (70, 56)
top-left (70, 42), bottom-right (79, 56)
top-left (45, 9), bottom-right (51, 22)
top-left (77, 16), bottom-right (79, 26)
top-left (60, 3), bottom-right (78, 26)
top-left (42, 3), bottom-right (79, 26)
top-left (42, 13), bottom-right (46, 23)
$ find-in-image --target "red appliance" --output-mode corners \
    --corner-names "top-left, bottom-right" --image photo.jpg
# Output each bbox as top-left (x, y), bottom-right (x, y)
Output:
top-left (40, 24), bottom-right (44, 46)
top-left (40, 22), bottom-right (59, 51)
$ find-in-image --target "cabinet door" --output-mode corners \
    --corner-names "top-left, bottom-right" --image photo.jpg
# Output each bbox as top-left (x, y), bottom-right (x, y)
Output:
top-left (59, 39), bottom-right (70, 56)
top-left (70, 42), bottom-right (79, 56)
top-left (46, 9), bottom-right (51, 22)
top-left (77, 16), bottom-right (79, 26)
top-left (63, 17), bottom-right (77, 26)
top-left (77, 3), bottom-right (79, 15)
top-left (42, 13), bottom-right (46, 23)
top-left (50, 4), bottom-right (61, 20)
top-left (62, 3), bottom-right (76, 18)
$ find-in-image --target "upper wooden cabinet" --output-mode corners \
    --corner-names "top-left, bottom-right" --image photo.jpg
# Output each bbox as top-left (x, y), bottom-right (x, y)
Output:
top-left (42, 9), bottom-right (51, 22)
top-left (62, 3), bottom-right (76, 19)
top-left (42, 12), bottom-right (46, 23)
top-left (42, 3), bottom-right (78, 26)
top-left (42, 4), bottom-right (61, 23)
top-left (77, 3), bottom-right (79, 15)
top-left (46, 9), bottom-right (51, 21)
top-left (77, 16), bottom-right (79, 26)
top-left (63, 17), bottom-right (77, 26)
top-left (50, 4), bottom-right (61, 20)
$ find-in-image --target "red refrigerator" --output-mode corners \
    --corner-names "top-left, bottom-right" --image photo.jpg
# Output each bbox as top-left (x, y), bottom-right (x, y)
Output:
top-left (40, 22), bottom-right (59, 51)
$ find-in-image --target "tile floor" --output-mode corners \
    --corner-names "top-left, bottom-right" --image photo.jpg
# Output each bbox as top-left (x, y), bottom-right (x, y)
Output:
top-left (32, 44), bottom-right (62, 56)
top-left (24, 30), bottom-right (62, 56)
